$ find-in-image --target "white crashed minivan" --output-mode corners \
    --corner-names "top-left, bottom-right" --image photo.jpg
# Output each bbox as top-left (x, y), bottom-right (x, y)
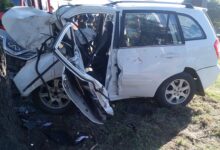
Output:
top-left (1, 1), bottom-right (220, 124)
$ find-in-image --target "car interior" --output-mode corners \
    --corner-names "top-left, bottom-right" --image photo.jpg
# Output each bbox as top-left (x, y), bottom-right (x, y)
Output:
top-left (61, 13), bottom-right (114, 85)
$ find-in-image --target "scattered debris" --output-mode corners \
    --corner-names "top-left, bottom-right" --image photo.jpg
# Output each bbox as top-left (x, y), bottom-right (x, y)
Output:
top-left (20, 116), bottom-right (53, 130)
top-left (22, 119), bottom-right (38, 130)
top-left (43, 129), bottom-right (74, 145)
top-left (41, 122), bottom-right (53, 129)
top-left (74, 132), bottom-right (90, 145)
top-left (16, 105), bottom-right (36, 114)
top-left (127, 123), bottom-right (137, 133)
top-left (90, 143), bottom-right (98, 150)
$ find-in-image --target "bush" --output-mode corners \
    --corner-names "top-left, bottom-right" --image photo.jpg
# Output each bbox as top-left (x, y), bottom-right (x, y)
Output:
top-left (0, 0), bottom-right (13, 12)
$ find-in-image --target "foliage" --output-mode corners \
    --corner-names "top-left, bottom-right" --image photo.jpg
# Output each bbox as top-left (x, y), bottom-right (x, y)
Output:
top-left (0, 0), bottom-right (13, 11)
top-left (207, 0), bottom-right (220, 31)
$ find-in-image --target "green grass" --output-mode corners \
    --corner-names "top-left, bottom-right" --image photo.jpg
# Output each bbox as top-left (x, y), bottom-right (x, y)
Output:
top-left (206, 75), bottom-right (220, 100)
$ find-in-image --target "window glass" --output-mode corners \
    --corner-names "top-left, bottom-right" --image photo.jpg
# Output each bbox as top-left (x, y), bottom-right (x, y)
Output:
top-left (121, 12), bottom-right (182, 47)
top-left (168, 15), bottom-right (182, 44)
top-left (178, 15), bottom-right (205, 40)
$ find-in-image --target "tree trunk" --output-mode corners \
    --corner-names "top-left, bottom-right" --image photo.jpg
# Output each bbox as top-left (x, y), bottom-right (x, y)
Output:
top-left (0, 41), bottom-right (27, 150)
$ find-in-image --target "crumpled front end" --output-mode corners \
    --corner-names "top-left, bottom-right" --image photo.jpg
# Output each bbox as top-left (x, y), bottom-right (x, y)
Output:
top-left (2, 6), bottom-right (53, 51)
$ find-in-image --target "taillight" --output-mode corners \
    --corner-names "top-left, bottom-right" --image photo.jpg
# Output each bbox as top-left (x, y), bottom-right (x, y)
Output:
top-left (214, 38), bottom-right (220, 59)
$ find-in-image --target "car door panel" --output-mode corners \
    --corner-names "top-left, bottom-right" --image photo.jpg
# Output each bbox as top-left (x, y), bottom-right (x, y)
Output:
top-left (117, 45), bottom-right (186, 97)
top-left (53, 23), bottom-right (113, 123)
top-left (62, 72), bottom-right (104, 124)
top-left (116, 10), bottom-right (186, 98)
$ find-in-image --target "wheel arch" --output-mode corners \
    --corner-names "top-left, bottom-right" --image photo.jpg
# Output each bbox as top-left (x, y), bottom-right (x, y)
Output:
top-left (154, 67), bottom-right (205, 97)
top-left (183, 67), bottom-right (205, 96)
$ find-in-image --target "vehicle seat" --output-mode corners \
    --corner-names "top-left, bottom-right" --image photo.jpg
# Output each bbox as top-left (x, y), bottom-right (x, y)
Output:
top-left (91, 21), bottom-right (113, 84)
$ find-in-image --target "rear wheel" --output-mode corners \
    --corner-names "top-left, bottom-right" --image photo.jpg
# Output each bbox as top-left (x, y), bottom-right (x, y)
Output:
top-left (156, 73), bottom-right (195, 107)
top-left (32, 78), bottom-right (72, 114)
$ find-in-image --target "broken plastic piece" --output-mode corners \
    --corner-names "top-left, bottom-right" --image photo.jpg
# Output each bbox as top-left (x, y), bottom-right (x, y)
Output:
top-left (41, 122), bottom-right (53, 128)
top-left (75, 135), bottom-right (89, 144)
top-left (74, 132), bottom-right (90, 145)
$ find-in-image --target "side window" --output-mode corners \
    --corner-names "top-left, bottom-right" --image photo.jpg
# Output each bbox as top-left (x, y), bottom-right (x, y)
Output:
top-left (121, 12), bottom-right (182, 47)
top-left (178, 15), bottom-right (206, 40)
top-left (72, 13), bottom-right (113, 47)
top-left (168, 15), bottom-right (182, 45)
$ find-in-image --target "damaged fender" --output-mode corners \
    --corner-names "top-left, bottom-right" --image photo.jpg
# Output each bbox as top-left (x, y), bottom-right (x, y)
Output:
top-left (2, 6), bottom-right (53, 51)
top-left (13, 53), bottom-right (63, 96)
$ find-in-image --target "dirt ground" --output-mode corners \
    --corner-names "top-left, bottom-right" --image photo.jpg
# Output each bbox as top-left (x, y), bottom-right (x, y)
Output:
top-left (15, 93), bottom-right (220, 150)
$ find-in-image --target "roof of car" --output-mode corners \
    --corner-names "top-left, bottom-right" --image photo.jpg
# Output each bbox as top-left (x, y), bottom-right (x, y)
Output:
top-left (67, 0), bottom-right (192, 8)
top-left (63, 1), bottom-right (204, 14)
top-left (106, 2), bottom-right (204, 13)
top-left (113, 3), bottom-right (186, 9)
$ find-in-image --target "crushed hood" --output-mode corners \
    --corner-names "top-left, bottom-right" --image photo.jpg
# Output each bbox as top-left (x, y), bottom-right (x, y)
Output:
top-left (2, 7), bottom-right (53, 50)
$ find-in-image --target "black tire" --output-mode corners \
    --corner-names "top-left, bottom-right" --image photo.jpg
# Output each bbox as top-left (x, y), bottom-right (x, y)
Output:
top-left (32, 78), bottom-right (73, 114)
top-left (156, 72), bottom-right (196, 107)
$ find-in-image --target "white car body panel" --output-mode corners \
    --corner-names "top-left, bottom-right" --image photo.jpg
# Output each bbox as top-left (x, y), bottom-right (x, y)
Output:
top-left (117, 45), bottom-right (186, 97)
top-left (113, 6), bottom-right (219, 99)
top-left (62, 72), bottom-right (104, 124)
top-left (2, 7), bottom-right (53, 51)
top-left (13, 53), bottom-right (63, 96)
top-left (179, 10), bottom-right (217, 70)
top-left (197, 65), bottom-right (220, 89)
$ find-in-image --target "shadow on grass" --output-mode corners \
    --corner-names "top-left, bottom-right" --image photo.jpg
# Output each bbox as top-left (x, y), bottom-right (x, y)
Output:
top-left (20, 98), bottom-right (194, 150)
top-left (66, 98), bottom-right (194, 150)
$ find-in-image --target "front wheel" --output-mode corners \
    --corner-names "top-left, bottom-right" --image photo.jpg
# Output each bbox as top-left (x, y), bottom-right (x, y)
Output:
top-left (32, 78), bottom-right (72, 114)
top-left (156, 73), bottom-right (196, 107)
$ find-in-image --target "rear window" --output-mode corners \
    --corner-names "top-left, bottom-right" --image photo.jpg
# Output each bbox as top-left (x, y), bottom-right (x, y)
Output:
top-left (178, 14), bottom-right (206, 41)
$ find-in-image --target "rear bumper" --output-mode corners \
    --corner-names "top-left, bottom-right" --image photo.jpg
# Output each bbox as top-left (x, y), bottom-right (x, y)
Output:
top-left (197, 65), bottom-right (220, 89)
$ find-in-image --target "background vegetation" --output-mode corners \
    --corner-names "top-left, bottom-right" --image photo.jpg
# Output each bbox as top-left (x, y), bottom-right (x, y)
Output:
top-left (0, 0), bottom-right (13, 12)
top-left (207, 0), bottom-right (220, 32)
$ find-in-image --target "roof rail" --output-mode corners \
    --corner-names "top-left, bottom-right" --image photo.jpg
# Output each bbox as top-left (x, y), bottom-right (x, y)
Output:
top-left (105, 1), bottom-right (194, 9)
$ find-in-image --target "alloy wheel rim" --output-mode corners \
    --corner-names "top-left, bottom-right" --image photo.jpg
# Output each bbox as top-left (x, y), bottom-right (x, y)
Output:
top-left (165, 79), bottom-right (191, 105)
top-left (39, 79), bottom-right (70, 109)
